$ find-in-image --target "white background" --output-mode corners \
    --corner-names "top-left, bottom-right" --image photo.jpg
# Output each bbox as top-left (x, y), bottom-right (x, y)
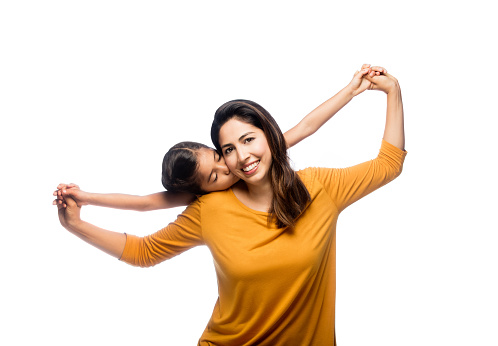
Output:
top-left (1, 1), bottom-right (497, 345)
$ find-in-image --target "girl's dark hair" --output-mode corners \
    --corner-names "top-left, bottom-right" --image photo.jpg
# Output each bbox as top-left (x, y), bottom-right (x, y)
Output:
top-left (161, 141), bottom-right (209, 195)
top-left (211, 99), bottom-right (310, 228)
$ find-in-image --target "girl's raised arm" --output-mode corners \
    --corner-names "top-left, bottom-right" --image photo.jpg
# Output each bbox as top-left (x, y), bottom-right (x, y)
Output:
top-left (54, 183), bottom-right (195, 211)
top-left (283, 64), bottom-right (384, 148)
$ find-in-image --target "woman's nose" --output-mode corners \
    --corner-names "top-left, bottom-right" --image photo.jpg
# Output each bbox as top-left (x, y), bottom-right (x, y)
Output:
top-left (237, 148), bottom-right (249, 163)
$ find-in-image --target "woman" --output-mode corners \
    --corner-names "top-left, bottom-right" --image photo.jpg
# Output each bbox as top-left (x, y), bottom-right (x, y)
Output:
top-left (54, 65), bottom-right (383, 211)
top-left (56, 66), bottom-right (405, 345)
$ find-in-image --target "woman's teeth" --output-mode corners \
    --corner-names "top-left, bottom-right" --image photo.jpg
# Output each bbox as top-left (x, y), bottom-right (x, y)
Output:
top-left (242, 161), bottom-right (259, 172)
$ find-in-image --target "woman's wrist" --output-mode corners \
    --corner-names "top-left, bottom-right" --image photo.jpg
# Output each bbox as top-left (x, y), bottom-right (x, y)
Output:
top-left (67, 218), bottom-right (84, 232)
top-left (386, 84), bottom-right (401, 97)
top-left (385, 79), bottom-right (400, 95)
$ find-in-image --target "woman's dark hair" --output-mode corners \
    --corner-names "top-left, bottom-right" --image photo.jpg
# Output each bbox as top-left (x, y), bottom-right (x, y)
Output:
top-left (161, 141), bottom-right (209, 195)
top-left (211, 99), bottom-right (310, 228)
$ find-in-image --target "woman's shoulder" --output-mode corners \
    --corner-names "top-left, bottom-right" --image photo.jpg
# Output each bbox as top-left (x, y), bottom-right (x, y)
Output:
top-left (296, 167), bottom-right (337, 197)
top-left (296, 167), bottom-right (320, 191)
top-left (177, 190), bottom-right (232, 217)
top-left (296, 167), bottom-right (323, 182)
top-left (197, 189), bottom-right (233, 204)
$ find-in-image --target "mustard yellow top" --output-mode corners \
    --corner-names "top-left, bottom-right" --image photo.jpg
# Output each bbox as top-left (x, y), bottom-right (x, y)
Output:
top-left (120, 140), bottom-right (407, 345)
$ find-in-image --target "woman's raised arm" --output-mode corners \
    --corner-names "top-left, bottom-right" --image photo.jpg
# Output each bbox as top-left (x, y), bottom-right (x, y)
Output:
top-left (56, 196), bottom-right (126, 259)
top-left (365, 69), bottom-right (405, 150)
top-left (309, 67), bottom-right (406, 212)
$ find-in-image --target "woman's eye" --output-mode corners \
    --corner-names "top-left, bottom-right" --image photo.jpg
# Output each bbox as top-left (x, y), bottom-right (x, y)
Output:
top-left (244, 137), bottom-right (255, 144)
top-left (224, 147), bottom-right (233, 155)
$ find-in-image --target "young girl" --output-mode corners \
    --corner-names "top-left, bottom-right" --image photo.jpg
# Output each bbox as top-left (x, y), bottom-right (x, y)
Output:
top-left (55, 65), bottom-right (404, 345)
top-left (54, 65), bottom-right (383, 210)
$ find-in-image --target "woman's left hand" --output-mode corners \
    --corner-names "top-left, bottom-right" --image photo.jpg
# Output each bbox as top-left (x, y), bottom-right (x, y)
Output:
top-left (349, 64), bottom-right (387, 96)
top-left (364, 70), bottom-right (400, 94)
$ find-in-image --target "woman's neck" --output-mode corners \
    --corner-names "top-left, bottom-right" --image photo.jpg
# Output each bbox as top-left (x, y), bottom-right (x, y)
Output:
top-left (232, 179), bottom-right (273, 213)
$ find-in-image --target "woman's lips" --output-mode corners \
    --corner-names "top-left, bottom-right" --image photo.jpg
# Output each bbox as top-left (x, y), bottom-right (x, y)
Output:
top-left (241, 160), bottom-right (260, 175)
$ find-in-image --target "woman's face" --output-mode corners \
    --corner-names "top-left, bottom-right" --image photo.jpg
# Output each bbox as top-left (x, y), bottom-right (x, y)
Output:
top-left (196, 148), bottom-right (239, 192)
top-left (218, 118), bottom-right (272, 186)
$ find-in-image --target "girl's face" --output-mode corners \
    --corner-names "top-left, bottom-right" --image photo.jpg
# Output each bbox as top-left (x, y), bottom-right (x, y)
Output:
top-left (196, 148), bottom-right (239, 192)
top-left (218, 118), bottom-right (272, 186)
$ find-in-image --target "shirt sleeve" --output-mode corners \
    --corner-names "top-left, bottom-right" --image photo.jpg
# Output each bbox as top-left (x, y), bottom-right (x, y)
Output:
top-left (312, 139), bottom-right (407, 212)
top-left (119, 200), bottom-right (204, 267)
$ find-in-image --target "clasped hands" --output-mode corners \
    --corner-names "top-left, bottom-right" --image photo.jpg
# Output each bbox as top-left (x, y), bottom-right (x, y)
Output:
top-left (53, 183), bottom-right (83, 230)
top-left (349, 64), bottom-right (399, 96)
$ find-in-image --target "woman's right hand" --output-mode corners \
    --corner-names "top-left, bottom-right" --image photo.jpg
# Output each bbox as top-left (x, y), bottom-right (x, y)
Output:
top-left (55, 195), bottom-right (82, 231)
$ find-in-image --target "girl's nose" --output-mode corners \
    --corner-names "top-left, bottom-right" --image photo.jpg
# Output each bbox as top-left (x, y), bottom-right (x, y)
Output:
top-left (217, 160), bottom-right (230, 175)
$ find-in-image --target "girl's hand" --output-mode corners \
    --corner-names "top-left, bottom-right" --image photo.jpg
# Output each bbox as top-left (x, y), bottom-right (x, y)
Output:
top-left (349, 64), bottom-right (386, 96)
top-left (364, 70), bottom-right (400, 94)
top-left (53, 183), bottom-right (89, 208)
top-left (55, 195), bottom-right (82, 231)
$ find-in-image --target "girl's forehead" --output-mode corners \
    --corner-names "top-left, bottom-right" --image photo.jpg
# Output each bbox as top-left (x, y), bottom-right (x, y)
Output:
top-left (196, 148), bottom-right (216, 176)
top-left (197, 147), bottom-right (216, 160)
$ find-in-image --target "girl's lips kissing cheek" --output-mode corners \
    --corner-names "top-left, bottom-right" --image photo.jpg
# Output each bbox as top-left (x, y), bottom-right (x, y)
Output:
top-left (241, 161), bottom-right (260, 175)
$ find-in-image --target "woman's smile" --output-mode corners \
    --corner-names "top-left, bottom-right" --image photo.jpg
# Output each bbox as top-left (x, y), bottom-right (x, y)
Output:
top-left (241, 160), bottom-right (260, 174)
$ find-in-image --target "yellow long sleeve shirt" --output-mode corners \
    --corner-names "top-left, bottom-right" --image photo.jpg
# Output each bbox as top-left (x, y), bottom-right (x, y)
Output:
top-left (120, 140), bottom-right (407, 345)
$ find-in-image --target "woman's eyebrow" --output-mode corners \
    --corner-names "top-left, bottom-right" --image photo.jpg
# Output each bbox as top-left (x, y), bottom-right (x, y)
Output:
top-left (221, 132), bottom-right (255, 149)
top-left (239, 132), bottom-right (255, 140)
